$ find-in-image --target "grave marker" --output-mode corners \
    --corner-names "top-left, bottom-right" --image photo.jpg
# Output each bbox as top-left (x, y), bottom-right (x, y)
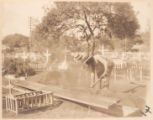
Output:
top-left (44, 49), bottom-right (51, 65)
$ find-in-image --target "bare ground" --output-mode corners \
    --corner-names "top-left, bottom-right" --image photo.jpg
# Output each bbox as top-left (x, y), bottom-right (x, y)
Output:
top-left (2, 65), bottom-right (149, 118)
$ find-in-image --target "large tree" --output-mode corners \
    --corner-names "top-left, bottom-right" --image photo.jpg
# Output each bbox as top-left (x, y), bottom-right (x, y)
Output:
top-left (32, 2), bottom-right (139, 55)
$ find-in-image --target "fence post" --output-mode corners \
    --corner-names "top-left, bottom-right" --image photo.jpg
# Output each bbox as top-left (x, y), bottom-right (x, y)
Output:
top-left (113, 68), bottom-right (117, 82)
top-left (140, 65), bottom-right (143, 82)
top-left (5, 97), bottom-right (8, 111)
top-left (5, 91), bottom-right (53, 114)
top-left (130, 67), bottom-right (133, 82)
top-left (12, 99), bottom-right (15, 112)
top-left (15, 98), bottom-right (18, 115)
top-left (38, 95), bottom-right (41, 107)
top-left (50, 93), bottom-right (53, 104)
top-left (45, 94), bottom-right (48, 104)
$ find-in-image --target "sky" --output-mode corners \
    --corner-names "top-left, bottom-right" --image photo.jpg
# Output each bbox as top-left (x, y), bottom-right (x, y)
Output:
top-left (0, 0), bottom-right (151, 39)
top-left (131, 1), bottom-right (150, 33)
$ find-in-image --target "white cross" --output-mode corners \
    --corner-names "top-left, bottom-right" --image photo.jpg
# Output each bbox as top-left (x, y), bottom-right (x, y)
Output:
top-left (22, 51), bottom-right (28, 61)
top-left (44, 49), bottom-right (51, 64)
top-left (8, 79), bottom-right (13, 96)
top-left (30, 52), bottom-right (37, 62)
top-left (58, 47), bottom-right (69, 70)
top-left (139, 51), bottom-right (142, 61)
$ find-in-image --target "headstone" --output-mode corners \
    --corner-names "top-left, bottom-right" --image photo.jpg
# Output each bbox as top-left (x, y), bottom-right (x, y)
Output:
top-left (58, 55), bottom-right (68, 70)
top-left (22, 52), bottom-right (28, 61)
top-left (8, 79), bottom-right (13, 96)
top-left (44, 49), bottom-right (51, 65)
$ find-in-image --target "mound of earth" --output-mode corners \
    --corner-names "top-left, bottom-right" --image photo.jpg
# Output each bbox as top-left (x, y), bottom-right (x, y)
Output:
top-left (28, 63), bottom-right (92, 90)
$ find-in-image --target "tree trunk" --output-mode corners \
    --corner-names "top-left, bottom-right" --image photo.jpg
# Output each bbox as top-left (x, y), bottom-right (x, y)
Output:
top-left (83, 9), bottom-right (97, 87)
top-left (91, 37), bottom-right (95, 56)
top-left (83, 10), bottom-right (95, 56)
top-left (87, 41), bottom-right (90, 56)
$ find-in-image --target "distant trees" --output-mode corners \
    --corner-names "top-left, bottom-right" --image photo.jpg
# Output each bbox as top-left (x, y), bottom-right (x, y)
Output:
top-left (141, 31), bottom-right (150, 52)
top-left (108, 3), bottom-right (139, 39)
top-left (2, 34), bottom-right (29, 52)
top-left (3, 58), bottom-right (35, 77)
top-left (32, 2), bottom-right (140, 55)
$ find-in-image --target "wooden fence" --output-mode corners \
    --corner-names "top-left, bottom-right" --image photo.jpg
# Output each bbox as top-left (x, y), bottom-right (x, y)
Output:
top-left (5, 91), bottom-right (53, 114)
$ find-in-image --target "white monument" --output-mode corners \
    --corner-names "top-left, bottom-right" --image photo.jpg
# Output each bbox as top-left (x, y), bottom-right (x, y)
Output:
top-left (58, 47), bottom-right (69, 70)
top-left (22, 52), bottom-right (28, 61)
top-left (44, 49), bottom-right (51, 65)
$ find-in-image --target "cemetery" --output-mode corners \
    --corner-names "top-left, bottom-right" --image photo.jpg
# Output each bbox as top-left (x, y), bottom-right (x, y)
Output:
top-left (2, 1), bottom-right (151, 118)
top-left (2, 49), bottom-right (149, 117)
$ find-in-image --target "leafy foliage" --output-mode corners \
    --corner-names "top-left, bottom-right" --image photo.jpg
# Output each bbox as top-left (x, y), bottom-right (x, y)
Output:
top-left (3, 58), bottom-right (35, 77)
top-left (2, 34), bottom-right (29, 50)
top-left (32, 2), bottom-right (139, 54)
top-left (108, 3), bottom-right (139, 39)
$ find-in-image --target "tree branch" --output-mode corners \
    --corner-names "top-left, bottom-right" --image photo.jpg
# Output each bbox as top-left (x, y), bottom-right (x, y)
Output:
top-left (83, 9), bottom-right (94, 36)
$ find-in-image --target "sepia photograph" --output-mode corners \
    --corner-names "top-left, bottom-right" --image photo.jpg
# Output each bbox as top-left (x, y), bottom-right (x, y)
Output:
top-left (1, 0), bottom-right (152, 119)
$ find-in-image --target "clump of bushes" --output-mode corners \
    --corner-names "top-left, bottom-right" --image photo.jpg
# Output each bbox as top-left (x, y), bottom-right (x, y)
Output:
top-left (3, 58), bottom-right (35, 77)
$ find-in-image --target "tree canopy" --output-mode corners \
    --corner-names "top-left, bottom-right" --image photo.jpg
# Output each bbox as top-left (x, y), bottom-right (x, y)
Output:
top-left (3, 58), bottom-right (35, 77)
top-left (2, 34), bottom-right (29, 49)
top-left (32, 2), bottom-right (139, 55)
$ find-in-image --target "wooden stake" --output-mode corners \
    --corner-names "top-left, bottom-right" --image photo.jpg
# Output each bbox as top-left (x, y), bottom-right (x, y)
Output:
top-left (9, 98), bottom-right (12, 110)
top-left (50, 93), bottom-right (53, 104)
top-left (15, 99), bottom-right (18, 114)
top-left (129, 68), bottom-right (132, 82)
top-left (12, 99), bottom-right (14, 111)
top-left (37, 96), bottom-right (39, 106)
top-left (114, 69), bottom-right (116, 82)
top-left (5, 97), bottom-right (7, 110)
top-left (140, 66), bottom-right (143, 82)
top-left (30, 97), bottom-right (33, 108)
top-left (45, 94), bottom-right (48, 104)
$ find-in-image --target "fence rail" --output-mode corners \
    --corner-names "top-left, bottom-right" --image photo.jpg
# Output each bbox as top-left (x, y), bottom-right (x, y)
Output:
top-left (5, 91), bottom-right (53, 114)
